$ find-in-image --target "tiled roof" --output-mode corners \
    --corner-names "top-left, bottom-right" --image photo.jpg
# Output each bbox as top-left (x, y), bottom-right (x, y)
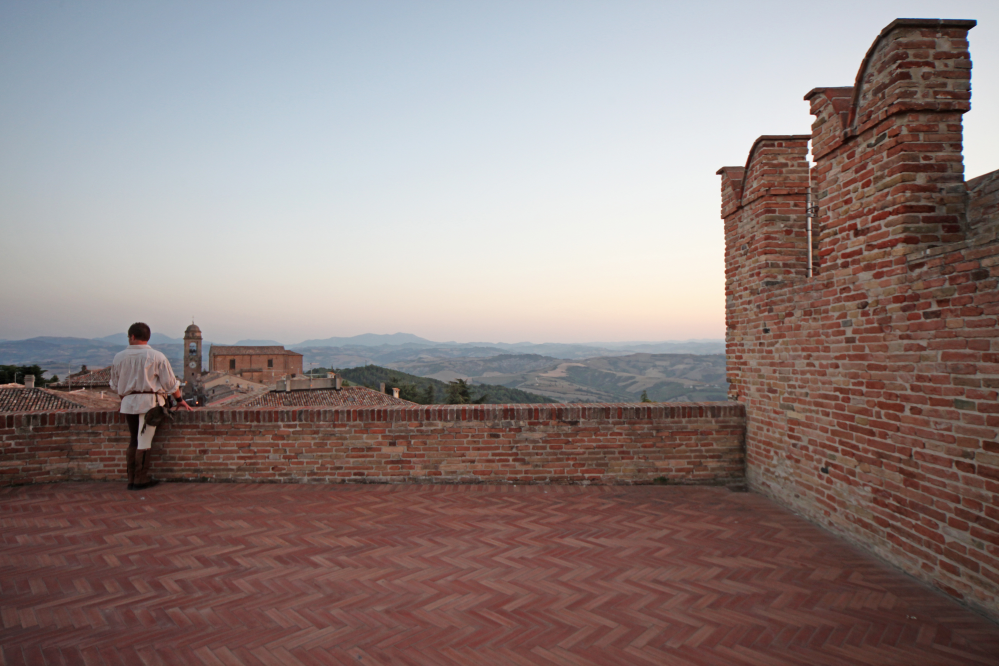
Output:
top-left (49, 366), bottom-right (112, 389)
top-left (205, 386), bottom-right (269, 406)
top-left (198, 371), bottom-right (226, 383)
top-left (209, 346), bottom-right (303, 356)
top-left (58, 390), bottom-right (121, 410)
top-left (0, 388), bottom-right (85, 413)
top-left (231, 386), bottom-right (413, 409)
top-left (202, 373), bottom-right (268, 390)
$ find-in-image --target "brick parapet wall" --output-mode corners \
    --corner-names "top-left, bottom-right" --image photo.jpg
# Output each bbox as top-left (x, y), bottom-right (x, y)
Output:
top-left (0, 402), bottom-right (745, 488)
top-left (720, 18), bottom-right (999, 620)
top-left (968, 170), bottom-right (999, 240)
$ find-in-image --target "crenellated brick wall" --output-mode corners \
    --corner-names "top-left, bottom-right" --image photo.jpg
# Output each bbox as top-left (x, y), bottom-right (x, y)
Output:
top-left (719, 18), bottom-right (999, 620)
top-left (0, 403), bottom-right (745, 487)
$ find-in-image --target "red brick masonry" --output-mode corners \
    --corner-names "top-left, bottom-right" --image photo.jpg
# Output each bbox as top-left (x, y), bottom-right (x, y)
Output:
top-left (1, 402), bottom-right (744, 488)
top-left (719, 19), bottom-right (999, 621)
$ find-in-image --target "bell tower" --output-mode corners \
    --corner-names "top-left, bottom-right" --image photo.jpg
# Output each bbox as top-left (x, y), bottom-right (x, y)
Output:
top-left (183, 321), bottom-right (203, 387)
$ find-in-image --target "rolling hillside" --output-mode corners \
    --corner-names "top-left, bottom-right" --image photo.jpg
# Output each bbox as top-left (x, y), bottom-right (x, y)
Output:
top-left (388, 353), bottom-right (729, 403)
top-left (387, 354), bottom-right (560, 383)
top-left (0, 338), bottom-right (187, 377)
top-left (336, 365), bottom-right (555, 404)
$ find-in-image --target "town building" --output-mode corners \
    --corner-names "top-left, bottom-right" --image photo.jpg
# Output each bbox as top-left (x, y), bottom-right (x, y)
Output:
top-left (207, 345), bottom-right (303, 386)
top-left (198, 371), bottom-right (269, 406)
top-left (183, 322), bottom-right (203, 387)
top-left (48, 365), bottom-right (112, 392)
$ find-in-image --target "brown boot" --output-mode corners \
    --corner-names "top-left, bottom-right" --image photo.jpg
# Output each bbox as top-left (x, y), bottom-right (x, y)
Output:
top-left (133, 450), bottom-right (159, 490)
top-left (126, 444), bottom-right (137, 490)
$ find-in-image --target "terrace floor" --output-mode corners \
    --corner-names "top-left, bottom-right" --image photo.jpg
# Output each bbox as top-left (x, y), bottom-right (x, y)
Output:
top-left (1, 482), bottom-right (998, 666)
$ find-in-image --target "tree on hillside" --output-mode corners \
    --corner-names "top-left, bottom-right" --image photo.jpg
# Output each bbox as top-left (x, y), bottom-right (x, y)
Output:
top-left (640, 390), bottom-right (653, 403)
top-left (0, 365), bottom-right (50, 386)
top-left (445, 379), bottom-right (486, 405)
top-left (387, 375), bottom-right (431, 404)
top-left (337, 364), bottom-right (551, 405)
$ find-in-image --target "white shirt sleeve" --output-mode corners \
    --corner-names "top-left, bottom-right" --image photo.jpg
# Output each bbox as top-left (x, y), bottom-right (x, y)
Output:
top-left (156, 354), bottom-right (181, 395)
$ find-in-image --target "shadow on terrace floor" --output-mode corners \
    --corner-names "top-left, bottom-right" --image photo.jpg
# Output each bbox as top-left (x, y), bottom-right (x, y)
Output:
top-left (1, 482), bottom-right (997, 666)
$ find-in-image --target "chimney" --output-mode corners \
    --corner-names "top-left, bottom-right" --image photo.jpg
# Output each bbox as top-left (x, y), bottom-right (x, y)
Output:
top-left (80, 365), bottom-right (88, 374)
top-left (335, 375), bottom-right (342, 390)
top-left (392, 387), bottom-right (400, 399)
top-left (24, 375), bottom-right (35, 389)
top-left (380, 382), bottom-right (386, 394)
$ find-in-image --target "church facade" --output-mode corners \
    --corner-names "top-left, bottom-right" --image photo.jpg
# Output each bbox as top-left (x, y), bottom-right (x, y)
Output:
top-left (208, 345), bottom-right (304, 386)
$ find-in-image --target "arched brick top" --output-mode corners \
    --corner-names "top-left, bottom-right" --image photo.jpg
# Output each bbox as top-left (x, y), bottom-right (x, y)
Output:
top-left (803, 87), bottom-right (853, 160)
top-left (743, 135), bottom-right (809, 175)
top-left (848, 18), bottom-right (975, 134)
top-left (739, 135), bottom-right (810, 209)
top-left (715, 137), bottom-right (810, 213)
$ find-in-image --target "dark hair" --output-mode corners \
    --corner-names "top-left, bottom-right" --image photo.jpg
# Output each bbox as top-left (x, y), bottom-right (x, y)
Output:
top-left (128, 322), bottom-right (151, 342)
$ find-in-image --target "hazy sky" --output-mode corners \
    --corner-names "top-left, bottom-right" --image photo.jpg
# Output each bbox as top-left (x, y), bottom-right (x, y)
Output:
top-left (3, 1), bottom-right (997, 344)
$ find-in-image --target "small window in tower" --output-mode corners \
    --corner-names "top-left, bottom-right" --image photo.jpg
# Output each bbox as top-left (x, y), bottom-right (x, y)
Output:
top-left (267, 359), bottom-right (273, 368)
top-left (229, 359), bottom-right (236, 371)
top-left (189, 342), bottom-right (197, 355)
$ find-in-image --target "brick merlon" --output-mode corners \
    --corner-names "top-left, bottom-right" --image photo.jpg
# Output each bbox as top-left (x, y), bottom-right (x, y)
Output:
top-left (803, 87), bottom-right (853, 103)
top-left (743, 135), bottom-right (811, 173)
top-left (847, 18), bottom-right (976, 130)
top-left (874, 17), bottom-right (976, 35)
top-left (853, 18), bottom-right (977, 93)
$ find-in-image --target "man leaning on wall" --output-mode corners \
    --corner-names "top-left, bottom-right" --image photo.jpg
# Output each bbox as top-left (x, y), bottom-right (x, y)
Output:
top-left (110, 322), bottom-right (194, 490)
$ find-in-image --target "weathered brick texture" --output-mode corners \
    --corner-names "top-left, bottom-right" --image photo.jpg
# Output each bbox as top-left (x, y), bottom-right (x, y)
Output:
top-left (968, 170), bottom-right (999, 239)
top-left (720, 18), bottom-right (999, 620)
top-left (1, 403), bottom-right (745, 487)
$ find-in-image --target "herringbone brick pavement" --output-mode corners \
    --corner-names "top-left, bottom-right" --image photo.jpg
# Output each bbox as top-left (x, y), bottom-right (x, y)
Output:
top-left (1, 483), bottom-right (997, 665)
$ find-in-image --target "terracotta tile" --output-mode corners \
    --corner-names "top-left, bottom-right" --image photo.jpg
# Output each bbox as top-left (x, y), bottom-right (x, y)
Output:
top-left (0, 483), bottom-right (997, 665)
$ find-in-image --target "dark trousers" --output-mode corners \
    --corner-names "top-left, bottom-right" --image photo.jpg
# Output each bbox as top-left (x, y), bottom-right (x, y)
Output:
top-left (124, 414), bottom-right (153, 485)
top-left (126, 414), bottom-right (141, 447)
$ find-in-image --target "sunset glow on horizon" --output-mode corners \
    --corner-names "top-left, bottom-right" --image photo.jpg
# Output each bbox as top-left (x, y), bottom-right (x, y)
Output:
top-left (2, 1), bottom-right (997, 345)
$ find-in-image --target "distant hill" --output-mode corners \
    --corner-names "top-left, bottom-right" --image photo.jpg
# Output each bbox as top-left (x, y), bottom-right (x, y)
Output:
top-left (592, 340), bottom-right (725, 354)
top-left (464, 339), bottom-right (725, 357)
top-left (530, 354), bottom-right (729, 403)
top-left (234, 339), bottom-right (282, 346)
top-left (391, 353), bottom-right (729, 403)
top-left (294, 333), bottom-right (435, 348)
top-left (337, 365), bottom-right (555, 404)
top-left (292, 345), bottom-right (510, 370)
top-left (289, 334), bottom-right (727, 357)
top-left (0, 332), bottom-right (727, 394)
top-left (97, 332), bottom-right (184, 345)
top-left (387, 354), bottom-right (561, 382)
top-left (0, 337), bottom-right (195, 377)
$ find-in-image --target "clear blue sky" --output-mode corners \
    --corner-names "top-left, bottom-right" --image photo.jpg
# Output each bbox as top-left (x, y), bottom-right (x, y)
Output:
top-left (2, 1), bottom-right (997, 344)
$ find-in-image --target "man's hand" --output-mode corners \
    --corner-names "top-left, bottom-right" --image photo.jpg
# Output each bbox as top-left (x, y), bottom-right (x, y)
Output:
top-left (172, 395), bottom-right (195, 411)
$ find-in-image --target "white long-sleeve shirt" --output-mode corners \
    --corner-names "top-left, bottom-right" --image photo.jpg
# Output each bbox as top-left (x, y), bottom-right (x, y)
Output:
top-left (109, 345), bottom-right (181, 414)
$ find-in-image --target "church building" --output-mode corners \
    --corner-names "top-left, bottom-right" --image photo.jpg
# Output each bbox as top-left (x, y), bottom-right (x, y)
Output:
top-left (208, 344), bottom-right (304, 386)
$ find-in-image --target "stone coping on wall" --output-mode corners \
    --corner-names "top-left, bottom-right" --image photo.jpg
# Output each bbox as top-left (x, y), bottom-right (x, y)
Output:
top-left (2, 401), bottom-right (747, 488)
top-left (2, 401), bottom-right (745, 427)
